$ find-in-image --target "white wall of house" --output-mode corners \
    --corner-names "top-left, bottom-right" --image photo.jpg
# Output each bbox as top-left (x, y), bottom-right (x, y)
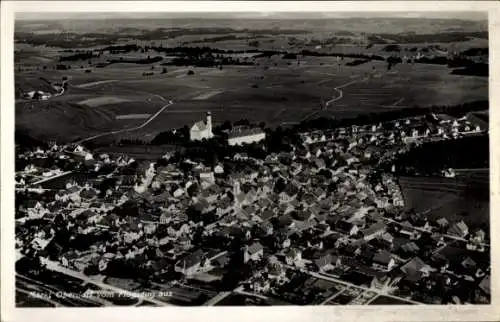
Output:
top-left (228, 133), bottom-right (266, 146)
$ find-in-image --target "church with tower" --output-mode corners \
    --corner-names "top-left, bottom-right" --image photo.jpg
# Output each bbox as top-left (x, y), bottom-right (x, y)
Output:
top-left (189, 112), bottom-right (214, 141)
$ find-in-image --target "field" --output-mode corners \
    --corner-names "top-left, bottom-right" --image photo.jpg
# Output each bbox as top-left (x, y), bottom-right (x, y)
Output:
top-left (15, 51), bottom-right (488, 144)
top-left (398, 175), bottom-right (489, 230)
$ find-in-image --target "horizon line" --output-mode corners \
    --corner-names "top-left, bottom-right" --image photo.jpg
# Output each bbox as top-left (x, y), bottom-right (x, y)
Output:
top-left (16, 12), bottom-right (488, 22)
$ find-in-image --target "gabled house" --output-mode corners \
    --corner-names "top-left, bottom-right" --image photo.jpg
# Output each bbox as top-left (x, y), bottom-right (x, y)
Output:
top-left (259, 220), bottom-right (274, 236)
top-left (361, 221), bottom-right (387, 241)
top-left (447, 220), bottom-right (469, 238)
top-left (285, 248), bottom-right (302, 266)
top-left (372, 250), bottom-right (396, 271)
top-left (175, 249), bottom-right (207, 276)
top-left (314, 254), bottom-right (333, 272)
top-left (400, 257), bottom-right (435, 282)
top-left (335, 220), bottom-right (360, 236)
top-left (244, 242), bottom-right (264, 263)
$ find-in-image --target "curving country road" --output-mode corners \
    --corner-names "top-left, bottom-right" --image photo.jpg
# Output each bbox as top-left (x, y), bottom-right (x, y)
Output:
top-left (300, 79), bottom-right (358, 122)
top-left (75, 96), bottom-right (173, 144)
top-left (324, 80), bottom-right (358, 107)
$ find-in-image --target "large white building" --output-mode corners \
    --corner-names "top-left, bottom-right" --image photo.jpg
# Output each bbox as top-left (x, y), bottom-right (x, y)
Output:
top-left (190, 112), bottom-right (214, 141)
top-left (227, 127), bottom-right (266, 146)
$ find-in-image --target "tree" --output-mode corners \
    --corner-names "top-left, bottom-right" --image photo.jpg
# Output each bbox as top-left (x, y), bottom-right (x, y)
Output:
top-left (274, 177), bottom-right (286, 193)
top-left (84, 264), bottom-right (100, 276)
top-left (187, 70), bottom-right (195, 75)
top-left (249, 40), bottom-right (260, 47)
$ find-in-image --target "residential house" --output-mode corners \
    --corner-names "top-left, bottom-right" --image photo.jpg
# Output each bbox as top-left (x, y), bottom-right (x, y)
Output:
top-left (251, 276), bottom-right (271, 293)
top-left (259, 221), bottom-right (274, 236)
top-left (372, 250), bottom-right (396, 271)
top-left (61, 251), bottom-right (80, 268)
top-left (267, 262), bottom-right (287, 283)
top-left (285, 248), bottom-right (302, 266)
top-left (174, 249), bottom-right (206, 276)
top-left (362, 221), bottom-right (387, 241)
top-left (379, 232), bottom-right (394, 246)
top-left (159, 212), bottom-right (174, 225)
top-left (216, 196), bottom-right (233, 218)
top-left (314, 254), bottom-right (333, 272)
top-left (478, 275), bottom-right (490, 297)
top-left (335, 220), bottom-right (360, 236)
top-left (400, 257), bottom-right (435, 282)
top-left (447, 220), bottom-right (469, 238)
top-left (370, 275), bottom-right (393, 291)
top-left (399, 222), bottom-right (422, 240)
top-left (244, 242), bottom-right (264, 263)
top-left (279, 190), bottom-right (296, 204)
top-left (400, 241), bottom-right (420, 255)
top-left (436, 217), bottom-right (449, 229)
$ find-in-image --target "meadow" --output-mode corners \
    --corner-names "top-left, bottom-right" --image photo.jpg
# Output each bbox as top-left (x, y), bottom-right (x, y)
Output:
top-left (15, 50), bottom-right (488, 144)
top-left (398, 175), bottom-right (489, 230)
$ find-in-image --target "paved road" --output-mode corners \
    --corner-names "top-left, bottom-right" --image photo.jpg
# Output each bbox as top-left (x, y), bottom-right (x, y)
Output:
top-left (31, 171), bottom-right (74, 186)
top-left (384, 217), bottom-right (490, 248)
top-left (203, 291), bottom-right (232, 306)
top-left (283, 264), bottom-right (421, 305)
top-left (234, 288), bottom-right (270, 301)
top-left (310, 271), bottom-right (422, 305)
top-left (320, 286), bottom-right (347, 304)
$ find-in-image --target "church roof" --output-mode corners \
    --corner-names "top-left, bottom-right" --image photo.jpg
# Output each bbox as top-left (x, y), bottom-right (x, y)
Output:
top-left (191, 121), bottom-right (207, 131)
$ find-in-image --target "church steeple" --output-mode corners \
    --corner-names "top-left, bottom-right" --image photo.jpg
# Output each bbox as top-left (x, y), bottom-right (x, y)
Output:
top-left (206, 112), bottom-right (213, 136)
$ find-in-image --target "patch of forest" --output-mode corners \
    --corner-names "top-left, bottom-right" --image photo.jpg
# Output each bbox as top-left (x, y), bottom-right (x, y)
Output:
top-left (367, 31), bottom-right (488, 44)
top-left (391, 135), bottom-right (489, 177)
top-left (451, 63), bottom-right (488, 77)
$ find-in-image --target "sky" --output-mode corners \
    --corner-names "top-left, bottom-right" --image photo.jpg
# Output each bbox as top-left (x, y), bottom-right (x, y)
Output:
top-left (17, 11), bottom-right (487, 21)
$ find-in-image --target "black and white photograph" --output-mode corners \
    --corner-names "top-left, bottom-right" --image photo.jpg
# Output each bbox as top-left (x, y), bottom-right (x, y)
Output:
top-left (1, 1), bottom-right (499, 321)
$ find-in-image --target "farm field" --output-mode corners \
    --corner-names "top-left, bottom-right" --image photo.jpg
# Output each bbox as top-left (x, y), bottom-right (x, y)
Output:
top-left (16, 52), bottom-right (487, 144)
top-left (398, 175), bottom-right (489, 229)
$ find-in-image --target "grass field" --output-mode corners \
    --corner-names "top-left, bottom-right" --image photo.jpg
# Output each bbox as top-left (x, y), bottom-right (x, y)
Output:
top-left (16, 53), bottom-right (488, 143)
top-left (398, 175), bottom-right (489, 229)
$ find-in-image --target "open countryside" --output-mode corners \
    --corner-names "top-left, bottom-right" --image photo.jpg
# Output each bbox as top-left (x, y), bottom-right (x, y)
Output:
top-left (15, 12), bottom-right (490, 308)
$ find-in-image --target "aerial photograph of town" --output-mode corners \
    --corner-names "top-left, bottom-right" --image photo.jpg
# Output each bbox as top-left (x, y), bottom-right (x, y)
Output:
top-left (14, 11), bottom-right (490, 307)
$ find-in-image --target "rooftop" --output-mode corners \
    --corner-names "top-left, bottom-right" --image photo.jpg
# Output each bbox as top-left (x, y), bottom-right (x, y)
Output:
top-left (227, 126), bottom-right (265, 139)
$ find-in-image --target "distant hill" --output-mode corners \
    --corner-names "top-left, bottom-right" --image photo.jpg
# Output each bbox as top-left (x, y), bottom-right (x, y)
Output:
top-left (15, 16), bottom-right (487, 35)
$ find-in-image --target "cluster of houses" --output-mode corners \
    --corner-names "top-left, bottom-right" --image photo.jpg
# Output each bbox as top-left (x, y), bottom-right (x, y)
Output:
top-left (15, 111), bottom-right (490, 305)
